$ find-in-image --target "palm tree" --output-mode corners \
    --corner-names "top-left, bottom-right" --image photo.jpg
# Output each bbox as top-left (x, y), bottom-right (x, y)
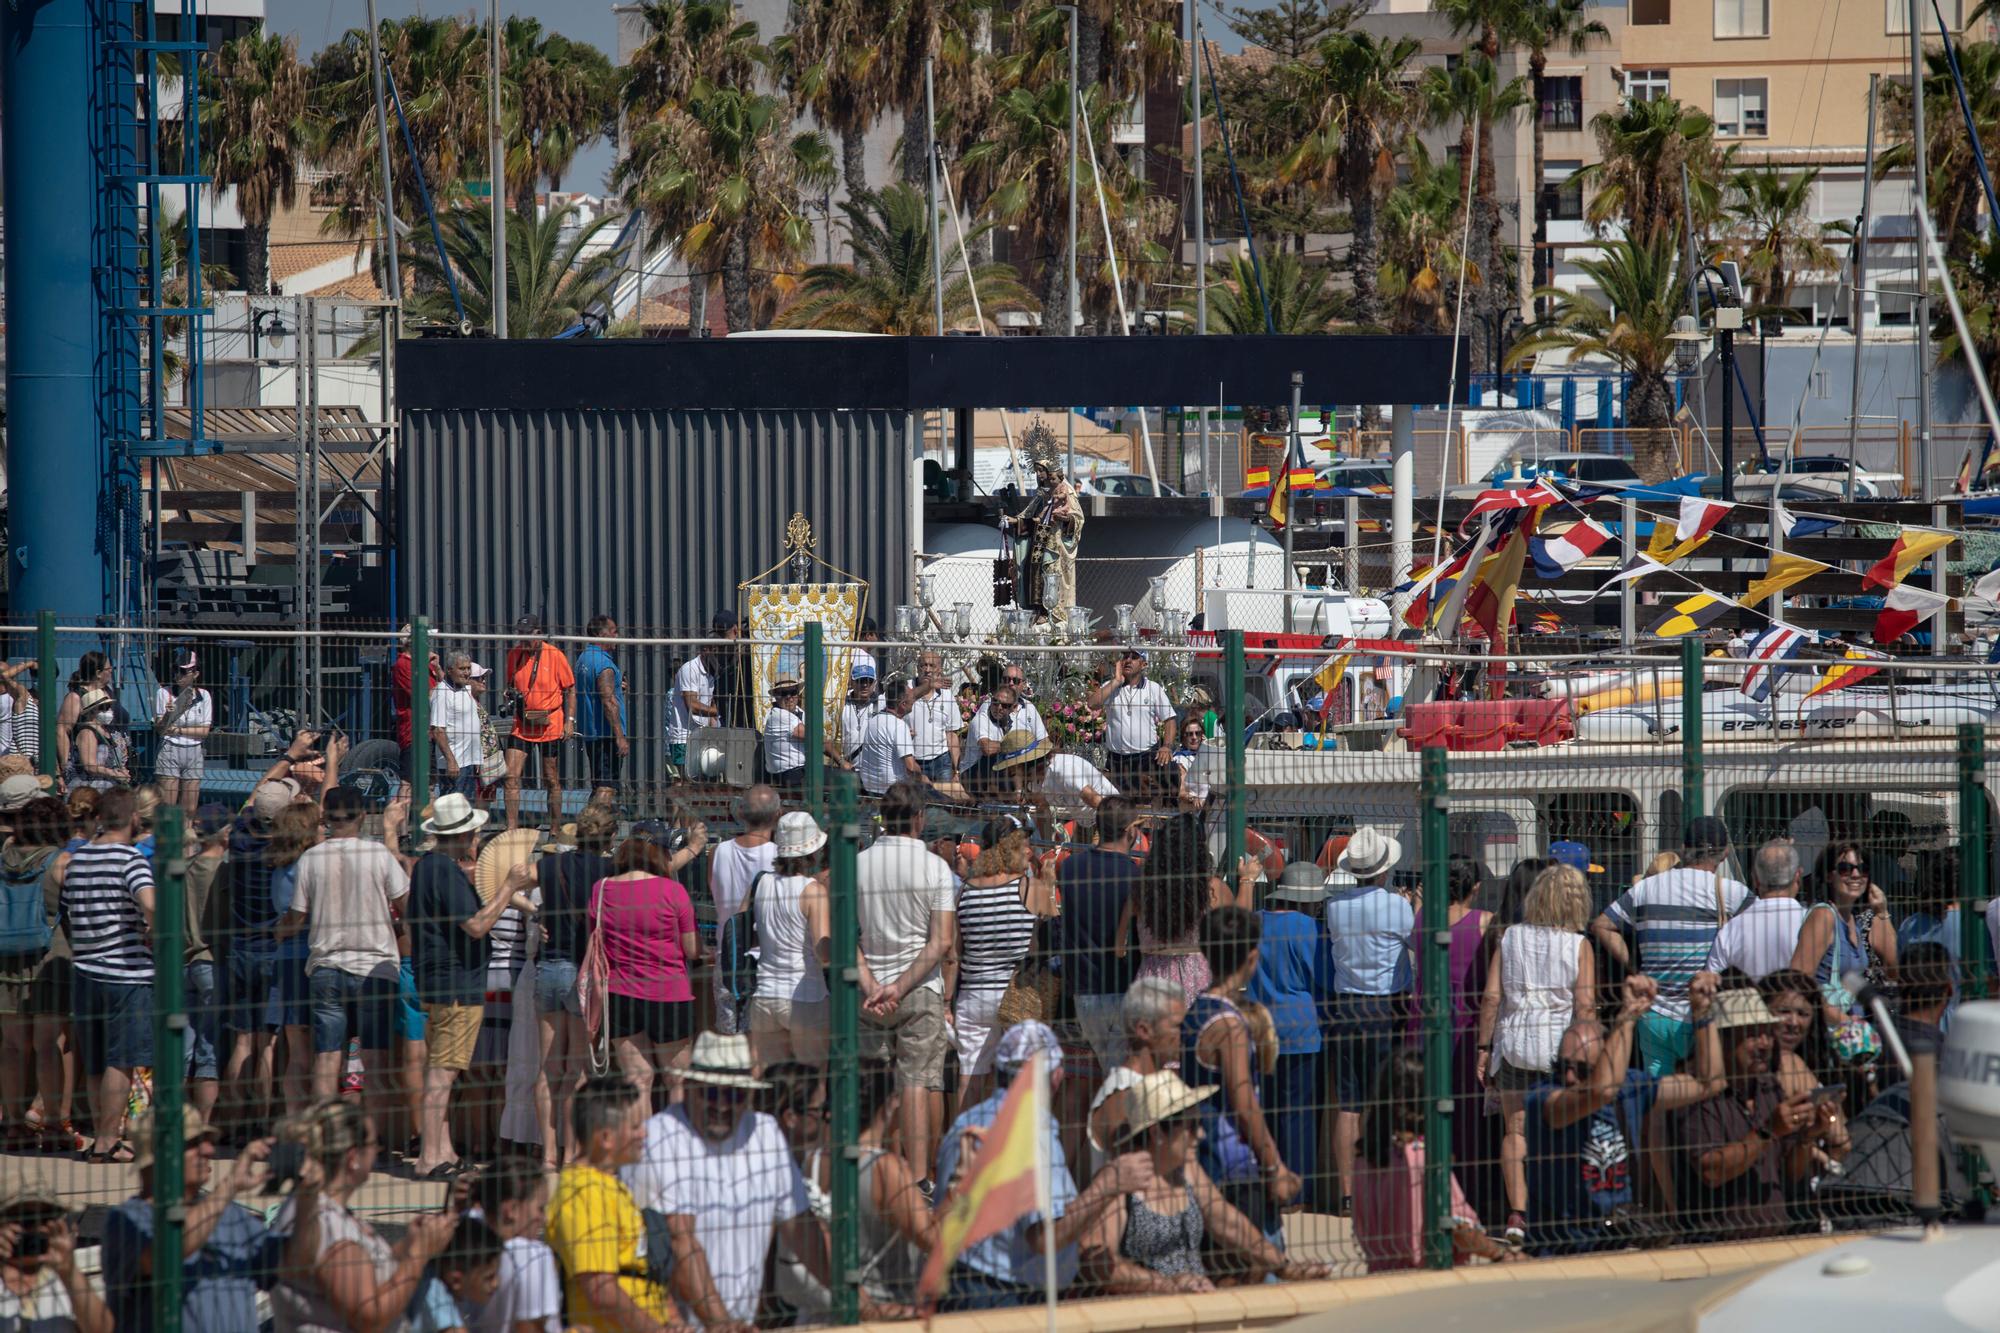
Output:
top-left (774, 0), bottom-right (890, 200)
top-left (1421, 52), bottom-right (1530, 370)
top-left (500, 17), bottom-right (617, 217)
top-left (1377, 140), bottom-right (1480, 333)
top-left (1508, 232), bottom-right (1686, 477)
top-left (1725, 165), bottom-right (1838, 315)
top-left (622, 0), bottom-right (760, 117)
top-left (198, 31), bottom-right (307, 295)
top-left (1577, 96), bottom-right (1729, 251)
top-left (1505, 0), bottom-right (1609, 314)
top-left (1281, 31), bottom-right (1422, 329)
top-left (1176, 249), bottom-right (1347, 334)
top-left (1938, 232), bottom-right (2000, 389)
top-left (1879, 40), bottom-right (2000, 266)
top-left (386, 203), bottom-right (623, 338)
top-left (775, 184), bottom-right (1034, 332)
top-left (616, 80), bottom-right (834, 333)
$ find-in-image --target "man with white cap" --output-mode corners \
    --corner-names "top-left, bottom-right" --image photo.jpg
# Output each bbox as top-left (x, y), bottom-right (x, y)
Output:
top-left (624, 1031), bottom-right (825, 1331)
top-left (1323, 824), bottom-right (1414, 1215)
top-left (428, 651), bottom-right (490, 800)
top-left (1087, 646), bottom-right (1177, 802)
top-left (933, 1020), bottom-right (1158, 1310)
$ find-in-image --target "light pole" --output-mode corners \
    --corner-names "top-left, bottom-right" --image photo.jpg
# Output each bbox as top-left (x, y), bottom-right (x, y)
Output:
top-left (488, 0), bottom-right (506, 338)
top-left (1057, 4), bottom-right (1079, 479)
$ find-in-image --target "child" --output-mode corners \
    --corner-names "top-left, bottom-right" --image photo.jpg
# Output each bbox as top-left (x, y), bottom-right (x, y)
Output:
top-left (410, 1216), bottom-right (503, 1333)
top-left (1352, 1049), bottom-right (1519, 1272)
top-left (468, 1158), bottom-right (562, 1333)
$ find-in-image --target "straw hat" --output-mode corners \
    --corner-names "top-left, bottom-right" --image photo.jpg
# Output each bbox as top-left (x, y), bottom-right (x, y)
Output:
top-left (131, 1104), bottom-right (220, 1172)
top-left (1713, 989), bottom-right (1780, 1031)
top-left (422, 791), bottom-right (489, 837)
top-left (474, 827), bottom-right (541, 903)
top-left (773, 811), bottom-right (827, 858)
top-left (1116, 1070), bottom-right (1217, 1144)
top-left (1337, 825), bottom-right (1402, 879)
top-left (681, 1031), bottom-right (770, 1090)
top-left (76, 688), bottom-right (112, 717)
top-left (992, 730), bottom-right (1054, 772)
top-left (1266, 860), bottom-right (1334, 906)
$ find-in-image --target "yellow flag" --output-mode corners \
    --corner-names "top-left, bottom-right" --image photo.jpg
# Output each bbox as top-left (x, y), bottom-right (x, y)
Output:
top-left (1743, 552), bottom-right (1830, 604)
top-left (1646, 526), bottom-right (1714, 567)
top-left (1648, 591), bottom-right (1733, 639)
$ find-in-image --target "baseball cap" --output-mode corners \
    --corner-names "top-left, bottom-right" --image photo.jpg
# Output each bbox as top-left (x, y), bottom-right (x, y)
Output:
top-left (1713, 989), bottom-right (1778, 1031)
top-left (1549, 840), bottom-right (1605, 875)
top-left (995, 1020), bottom-right (1063, 1074)
top-left (514, 613), bottom-right (545, 636)
top-left (251, 777), bottom-right (301, 825)
top-left (850, 661), bottom-right (877, 682)
top-left (1684, 814), bottom-right (1732, 854)
top-left (323, 785), bottom-right (367, 820)
top-left (0, 774), bottom-right (49, 812)
top-left (466, 661), bottom-right (490, 679)
top-left (193, 803), bottom-right (233, 838)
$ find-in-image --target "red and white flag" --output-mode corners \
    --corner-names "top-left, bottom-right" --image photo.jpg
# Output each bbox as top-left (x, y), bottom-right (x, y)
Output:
top-left (1675, 495), bottom-right (1734, 543)
top-left (1460, 482), bottom-right (1562, 531)
top-left (1873, 584), bottom-right (1952, 644)
top-left (1529, 517), bottom-right (1613, 579)
top-left (1739, 623), bottom-right (1810, 702)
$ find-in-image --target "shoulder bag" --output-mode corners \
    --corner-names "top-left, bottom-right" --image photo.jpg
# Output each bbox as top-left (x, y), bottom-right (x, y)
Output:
top-left (579, 874), bottom-right (612, 1074)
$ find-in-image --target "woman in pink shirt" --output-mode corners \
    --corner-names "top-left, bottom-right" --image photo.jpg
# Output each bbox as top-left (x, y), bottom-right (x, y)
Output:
top-left (588, 819), bottom-right (701, 1106)
top-left (1353, 1049), bottom-right (1521, 1273)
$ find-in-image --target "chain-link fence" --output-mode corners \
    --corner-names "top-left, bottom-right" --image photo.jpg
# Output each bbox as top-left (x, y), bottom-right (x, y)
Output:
top-left (0, 619), bottom-right (1993, 1326)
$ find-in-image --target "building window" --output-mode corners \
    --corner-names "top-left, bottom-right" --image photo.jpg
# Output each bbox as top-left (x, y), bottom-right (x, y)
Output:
top-left (1541, 76), bottom-right (1584, 129)
top-left (1889, 0), bottom-right (1961, 32)
top-left (1632, 0), bottom-right (1671, 23)
top-left (307, 175), bottom-right (342, 213)
top-left (1715, 0), bottom-right (1770, 37)
top-left (1626, 69), bottom-right (1671, 103)
top-left (1541, 160), bottom-right (1585, 221)
top-left (1714, 78), bottom-right (1768, 137)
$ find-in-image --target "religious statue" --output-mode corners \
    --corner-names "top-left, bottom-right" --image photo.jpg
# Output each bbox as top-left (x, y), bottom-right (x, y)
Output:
top-left (996, 418), bottom-right (1085, 621)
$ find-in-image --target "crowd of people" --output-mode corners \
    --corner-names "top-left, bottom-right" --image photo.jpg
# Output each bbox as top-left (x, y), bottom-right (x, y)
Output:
top-left (0, 626), bottom-right (1988, 1330)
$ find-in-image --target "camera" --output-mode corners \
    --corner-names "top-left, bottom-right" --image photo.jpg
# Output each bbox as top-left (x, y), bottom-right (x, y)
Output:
top-left (14, 1229), bottom-right (48, 1259)
top-left (265, 1140), bottom-right (308, 1194)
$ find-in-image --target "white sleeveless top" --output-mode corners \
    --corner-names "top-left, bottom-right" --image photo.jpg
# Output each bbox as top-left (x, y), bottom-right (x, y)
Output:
top-left (1493, 924), bottom-right (1584, 1075)
top-left (754, 873), bottom-right (828, 1004)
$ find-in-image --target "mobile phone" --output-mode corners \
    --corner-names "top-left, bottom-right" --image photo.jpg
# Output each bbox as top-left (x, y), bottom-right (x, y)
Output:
top-left (1808, 1085), bottom-right (1845, 1105)
top-left (265, 1140), bottom-right (307, 1193)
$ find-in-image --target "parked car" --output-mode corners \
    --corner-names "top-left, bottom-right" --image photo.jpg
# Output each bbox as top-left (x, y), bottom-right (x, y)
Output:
top-left (1314, 459), bottom-right (1394, 491)
top-left (1076, 472), bottom-right (1182, 498)
top-left (1747, 454), bottom-right (1897, 498)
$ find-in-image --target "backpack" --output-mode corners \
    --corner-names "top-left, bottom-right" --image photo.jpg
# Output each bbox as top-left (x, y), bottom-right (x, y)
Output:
top-left (0, 856), bottom-right (53, 956)
top-left (717, 870), bottom-right (769, 1006)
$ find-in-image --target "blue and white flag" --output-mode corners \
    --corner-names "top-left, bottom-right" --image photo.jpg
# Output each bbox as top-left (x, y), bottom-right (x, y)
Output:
top-left (1740, 623), bottom-right (1811, 702)
top-left (1774, 493), bottom-right (1837, 540)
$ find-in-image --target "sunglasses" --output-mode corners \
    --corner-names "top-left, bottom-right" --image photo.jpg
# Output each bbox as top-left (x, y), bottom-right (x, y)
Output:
top-left (1836, 861), bottom-right (1865, 874)
top-left (695, 1083), bottom-right (749, 1104)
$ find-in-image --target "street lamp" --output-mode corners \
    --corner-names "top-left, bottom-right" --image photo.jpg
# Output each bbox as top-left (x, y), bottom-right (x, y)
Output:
top-left (1670, 269), bottom-right (1746, 500)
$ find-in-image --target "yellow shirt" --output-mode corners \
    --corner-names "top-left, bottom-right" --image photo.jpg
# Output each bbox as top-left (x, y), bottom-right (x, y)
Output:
top-left (547, 1162), bottom-right (672, 1331)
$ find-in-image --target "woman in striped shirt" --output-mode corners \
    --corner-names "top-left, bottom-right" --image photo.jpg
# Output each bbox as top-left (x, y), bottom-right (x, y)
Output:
top-left (951, 819), bottom-right (1055, 1111)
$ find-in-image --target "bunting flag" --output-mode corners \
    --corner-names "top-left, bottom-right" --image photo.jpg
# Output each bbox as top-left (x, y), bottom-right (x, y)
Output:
top-left (1311, 648), bottom-right (1353, 725)
top-left (1648, 590), bottom-right (1737, 639)
top-left (1773, 493), bottom-right (1838, 540)
top-left (1288, 465), bottom-right (1317, 491)
top-left (1266, 466), bottom-right (1296, 529)
top-left (1416, 525), bottom-right (1495, 631)
top-left (1244, 465), bottom-right (1271, 489)
top-left (1742, 552), bottom-right (1832, 605)
top-left (1974, 565), bottom-right (2000, 604)
top-left (1647, 495), bottom-right (1733, 565)
top-left (1804, 646), bottom-right (1889, 699)
top-left (1873, 584), bottom-right (1952, 644)
top-left (1529, 517), bottom-right (1614, 579)
top-left (916, 1052), bottom-right (1050, 1310)
top-left (1739, 623), bottom-right (1811, 702)
top-left (1461, 481), bottom-right (1562, 531)
top-left (1861, 529), bottom-right (1954, 590)
top-left (1546, 553), bottom-right (1670, 604)
top-left (1461, 520), bottom-right (1533, 643)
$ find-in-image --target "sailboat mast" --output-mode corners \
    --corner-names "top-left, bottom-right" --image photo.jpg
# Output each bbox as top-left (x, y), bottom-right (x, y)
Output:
top-left (1846, 73), bottom-right (1877, 502)
top-left (1909, 0), bottom-right (1934, 501)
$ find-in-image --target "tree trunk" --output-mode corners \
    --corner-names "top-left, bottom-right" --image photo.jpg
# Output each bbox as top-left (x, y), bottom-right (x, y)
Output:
top-left (723, 229), bottom-right (753, 332)
top-left (1480, 112), bottom-right (1510, 366)
top-left (1077, 10), bottom-right (1105, 101)
top-left (842, 128), bottom-right (869, 203)
top-left (245, 219), bottom-right (272, 297)
top-left (1347, 127), bottom-right (1380, 329)
top-left (900, 106), bottom-right (927, 186)
top-left (1530, 54), bottom-right (1548, 321)
top-left (688, 269), bottom-right (709, 337)
top-left (1040, 227), bottom-right (1067, 336)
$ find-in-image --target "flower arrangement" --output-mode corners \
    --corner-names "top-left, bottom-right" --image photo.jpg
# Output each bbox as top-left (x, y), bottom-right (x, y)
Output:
top-left (1044, 698), bottom-right (1106, 749)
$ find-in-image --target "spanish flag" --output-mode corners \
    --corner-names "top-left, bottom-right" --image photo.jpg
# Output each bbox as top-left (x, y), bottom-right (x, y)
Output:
top-left (1862, 530), bottom-right (1954, 590)
top-left (1267, 465), bottom-right (1302, 529)
top-left (917, 1052), bottom-right (1051, 1310)
top-left (1244, 465), bottom-right (1271, 490)
top-left (1805, 646), bottom-right (1888, 698)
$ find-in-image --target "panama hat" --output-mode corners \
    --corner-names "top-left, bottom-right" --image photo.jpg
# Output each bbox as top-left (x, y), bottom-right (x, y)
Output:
top-left (992, 730), bottom-right (1054, 772)
top-left (773, 811), bottom-right (827, 858)
top-left (422, 791), bottom-right (489, 837)
top-left (681, 1031), bottom-right (770, 1090)
top-left (1115, 1070), bottom-right (1217, 1144)
top-left (1713, 989), bottom-right (1780, 1031)
top-left (1337, 825), bottom-right (1403, 879)
top-left (474, 827), bottom-right (541, 903)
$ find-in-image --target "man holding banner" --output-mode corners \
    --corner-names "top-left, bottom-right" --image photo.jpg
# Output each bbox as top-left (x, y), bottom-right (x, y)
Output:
top-left (923, 1022), bottom-right (1156, 1314)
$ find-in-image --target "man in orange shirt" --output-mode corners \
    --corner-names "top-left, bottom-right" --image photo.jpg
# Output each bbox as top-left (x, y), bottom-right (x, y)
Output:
top-left (503, 614), bottom-right (576, 831)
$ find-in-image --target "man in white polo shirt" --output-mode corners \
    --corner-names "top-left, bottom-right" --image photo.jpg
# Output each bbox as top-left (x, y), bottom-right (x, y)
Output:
top-left (908, 650), bottom-right (963, 783)
top-left (1088, 646), bottom-right (1176, 803)
top-left (427, 652), bottom-right (488, 798)
top-left (666, 612), bottom-right (732, 772)
top-left (959, 680), bottom-right (1046, 796)
top-left (859, 678), bottom-right (923, 796)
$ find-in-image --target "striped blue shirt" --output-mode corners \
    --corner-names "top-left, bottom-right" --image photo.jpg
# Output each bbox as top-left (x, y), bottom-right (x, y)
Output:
top-left (1604, 867), bottom-right (1751, 1020)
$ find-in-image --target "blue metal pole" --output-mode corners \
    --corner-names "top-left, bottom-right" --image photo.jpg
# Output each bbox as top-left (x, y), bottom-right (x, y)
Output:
top-left (3, 0), bottom-right (112, 623)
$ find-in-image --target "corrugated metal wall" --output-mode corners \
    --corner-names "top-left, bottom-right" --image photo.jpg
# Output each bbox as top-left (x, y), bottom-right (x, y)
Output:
top-left (399, 407), bottom-right (912, 635)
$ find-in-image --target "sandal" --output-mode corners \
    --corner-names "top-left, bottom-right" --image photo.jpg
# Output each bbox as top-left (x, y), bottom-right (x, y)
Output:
top-left (40, 1120), bottom-right (84, 1154)
top-left (81, 1139), bottom-right (135, 1164)
top-left (420, 1160), bottom-right (464, 1181)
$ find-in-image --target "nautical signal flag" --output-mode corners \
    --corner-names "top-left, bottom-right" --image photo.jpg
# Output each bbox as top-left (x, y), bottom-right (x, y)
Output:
top-left (1648, 590), bottom-right (1735, 639)
top-left (916, 1051), bottom-right (1050, 1311)
top-left (1804, 646), bottom-right (1888, 699)
top-left (1739, 623), bottom-right (1811, 702)
top-left (1862, 529), bottom-right (1954, 590)
top-left (1461, 481), bottom-right (1562, 531)
top-left (1529, 517), bottom-right (1614, 579)
top-left (1742, 552), bottom-right (1831, 605)
top-left (1647, 496), bottom-right (1732, 565)
top-left (1462, 522), bottom-right (1532, 642)
top-left (1873, 584), bottom-right (1952, 644)
top-left (1774, 493), bottom-right (1838, 540)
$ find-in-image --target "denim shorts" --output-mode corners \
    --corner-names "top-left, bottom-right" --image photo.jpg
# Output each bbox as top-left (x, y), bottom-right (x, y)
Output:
top-left (918, 753), bottom-right (956, 782)
top-left (308, 967), bottom-right (398, 1054)
top-left (224, 950), bottom-right (279, 1035)
top-left (274, 952), bottom-right (310, 1029)
top-left (74, 972), bottom-right (153, 1074)
top-left (185, 961), bottom-right (220, 1081)
top-left (535, 956), bottom-right (582, 1017)
top-left (397, 956), bottom-right (427, 1043)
